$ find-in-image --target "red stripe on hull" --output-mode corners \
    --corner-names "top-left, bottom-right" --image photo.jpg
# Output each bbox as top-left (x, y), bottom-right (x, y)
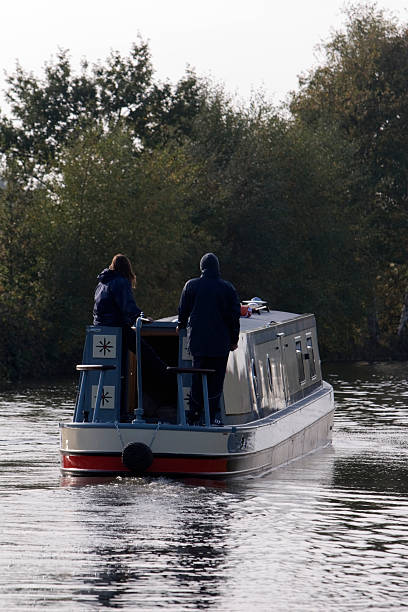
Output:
top-left (61, 453), bottom-right (229, 475)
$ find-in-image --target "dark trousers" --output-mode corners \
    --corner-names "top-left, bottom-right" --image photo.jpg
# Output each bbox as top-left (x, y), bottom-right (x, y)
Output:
top-left (190, 354), bottom-right (229, 422)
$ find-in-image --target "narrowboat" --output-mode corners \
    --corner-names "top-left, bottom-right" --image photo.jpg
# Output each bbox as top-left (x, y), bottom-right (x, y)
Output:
top-left (59, 302), bottom-right (335, 478)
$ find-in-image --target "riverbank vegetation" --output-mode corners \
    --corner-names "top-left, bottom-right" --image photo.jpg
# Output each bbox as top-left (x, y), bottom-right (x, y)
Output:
top-left (1, 4), bottom-right (408, 382)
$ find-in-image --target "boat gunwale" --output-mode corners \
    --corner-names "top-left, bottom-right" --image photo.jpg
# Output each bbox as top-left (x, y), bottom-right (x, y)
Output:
top-left (60, 410), bottom-right (334, 460)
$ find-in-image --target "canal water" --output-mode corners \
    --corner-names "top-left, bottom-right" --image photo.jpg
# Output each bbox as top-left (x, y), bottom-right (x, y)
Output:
top-left (1, 362), bottom-right (408, 611)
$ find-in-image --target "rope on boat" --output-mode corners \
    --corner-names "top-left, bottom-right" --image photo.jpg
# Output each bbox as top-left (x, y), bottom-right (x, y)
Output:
top-left (114, 421), bottom-right (125, 450)
top-left (149, 422), bottom-right (160, 450)
top-left (114, 420), bottom-right (160, 452)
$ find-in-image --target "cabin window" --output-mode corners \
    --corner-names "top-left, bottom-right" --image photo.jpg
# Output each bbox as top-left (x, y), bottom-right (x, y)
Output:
top-left (266, 354), bottom-right (274, 393)
top-left (306, 335), bottom-right (316, 378)
top-left (295, 339), bottom-right (305, 383)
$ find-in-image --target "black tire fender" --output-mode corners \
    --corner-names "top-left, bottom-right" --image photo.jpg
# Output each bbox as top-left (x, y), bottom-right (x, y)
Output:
top-left (122, 442), bottom-right (154, 473)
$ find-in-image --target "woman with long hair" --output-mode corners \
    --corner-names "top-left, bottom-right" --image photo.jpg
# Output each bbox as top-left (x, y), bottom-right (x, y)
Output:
top-left (93, 254), bottom-right (174, 419)
top-left (93, 253), bottom-right (140, 330)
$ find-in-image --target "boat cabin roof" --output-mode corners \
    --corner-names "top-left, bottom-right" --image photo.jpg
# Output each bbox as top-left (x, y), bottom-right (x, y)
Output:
top-left (156, 309), bottom-right (313, 335)
top-left (238, 309), bottom-right (301, 332)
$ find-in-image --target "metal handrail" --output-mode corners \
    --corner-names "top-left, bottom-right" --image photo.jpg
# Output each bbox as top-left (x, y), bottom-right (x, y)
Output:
top-left (134, 315), bottom-right (145, 422)
top-left (74, 364), bottom-right (116, 422)
top-left (166, 366), bottom-right (216, 427)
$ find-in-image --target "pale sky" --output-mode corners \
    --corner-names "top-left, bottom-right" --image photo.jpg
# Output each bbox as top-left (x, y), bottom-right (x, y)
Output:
top-left (1, 0), bottom-right (408, 111)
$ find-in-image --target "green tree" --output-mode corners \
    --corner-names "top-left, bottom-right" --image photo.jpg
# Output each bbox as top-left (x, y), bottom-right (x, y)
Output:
top-left (0, 41), bottom-right (207, 382)
top-left (140, 84), bottom-right (358, 363)
top-left (0, 164), bottom-right (51, 380)
top-left (37, 125), bottom-right (205, 365)
top-left (290, 3), bottom-right (408, 357)
top-left (0, 42), bottom-right (205, 180)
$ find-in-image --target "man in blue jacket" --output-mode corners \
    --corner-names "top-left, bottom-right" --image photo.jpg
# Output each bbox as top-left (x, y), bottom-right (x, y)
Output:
top-left (177, 253), bottom-right (241, 425)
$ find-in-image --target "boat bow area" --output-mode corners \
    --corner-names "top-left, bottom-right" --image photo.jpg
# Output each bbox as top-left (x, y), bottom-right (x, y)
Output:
top-left (60, 307), bottom-right (335, 477)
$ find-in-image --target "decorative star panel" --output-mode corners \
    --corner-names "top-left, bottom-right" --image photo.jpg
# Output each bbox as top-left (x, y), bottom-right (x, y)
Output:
top-left (91, 385), bottom-right (116, 410)
top-left (92, 334), bottom-right (117, 359)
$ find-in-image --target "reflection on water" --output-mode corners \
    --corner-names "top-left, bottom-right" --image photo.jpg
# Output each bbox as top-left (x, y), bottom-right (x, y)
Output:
top-left (1, 364), bottom-right (408, 611)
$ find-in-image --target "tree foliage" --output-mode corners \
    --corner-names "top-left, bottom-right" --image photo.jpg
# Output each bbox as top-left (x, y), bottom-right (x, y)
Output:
top-left (2, 10), bottom-right (408, 383)
top-left (290, 3), bottom-right (408, 356)
top-left (0, 41), bottom-right (205, 178)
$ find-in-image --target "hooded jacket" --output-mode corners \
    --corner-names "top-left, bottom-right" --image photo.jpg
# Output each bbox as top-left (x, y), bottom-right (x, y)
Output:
top-left (93, 268), bottom-right (141, 327)
top-left (177, 253), bottom-right (241, 357)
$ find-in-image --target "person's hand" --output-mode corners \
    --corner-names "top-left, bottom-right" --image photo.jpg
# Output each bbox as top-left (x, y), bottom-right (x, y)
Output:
top-left (176, 326), bottom-right (180, 334)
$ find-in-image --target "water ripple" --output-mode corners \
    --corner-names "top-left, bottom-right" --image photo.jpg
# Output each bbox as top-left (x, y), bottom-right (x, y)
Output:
top-left (1, 368), bottom-right (408, 610)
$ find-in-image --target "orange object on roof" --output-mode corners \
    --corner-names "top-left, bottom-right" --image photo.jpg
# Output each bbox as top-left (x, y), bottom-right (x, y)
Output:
top-left (240, 305), bottom-right (252, 318)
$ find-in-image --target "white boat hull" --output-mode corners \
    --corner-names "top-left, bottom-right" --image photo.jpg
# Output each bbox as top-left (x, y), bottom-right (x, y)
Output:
top-left (60, 383), bottom-right (334, 478)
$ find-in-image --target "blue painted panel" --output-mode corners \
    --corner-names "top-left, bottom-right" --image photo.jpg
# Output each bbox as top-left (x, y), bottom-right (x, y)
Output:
top-left (74, 326), bottom-right (123, 423)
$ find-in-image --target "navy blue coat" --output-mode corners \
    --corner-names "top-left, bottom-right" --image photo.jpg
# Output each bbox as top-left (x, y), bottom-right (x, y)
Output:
top-left (177, 254), bottom-right (241, 357)
top-left (93, 269), bottom-right (141, 327)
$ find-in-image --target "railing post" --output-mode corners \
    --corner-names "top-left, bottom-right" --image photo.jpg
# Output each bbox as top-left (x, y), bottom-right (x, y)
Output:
top-left (177, 373), bottom-right (187, 426)
top-left (92, 370), bottom-right (106, 422)
top-left (74, 371), bottom-right (86, 422)
top-left (134, 315), bottom-right (145, 422)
